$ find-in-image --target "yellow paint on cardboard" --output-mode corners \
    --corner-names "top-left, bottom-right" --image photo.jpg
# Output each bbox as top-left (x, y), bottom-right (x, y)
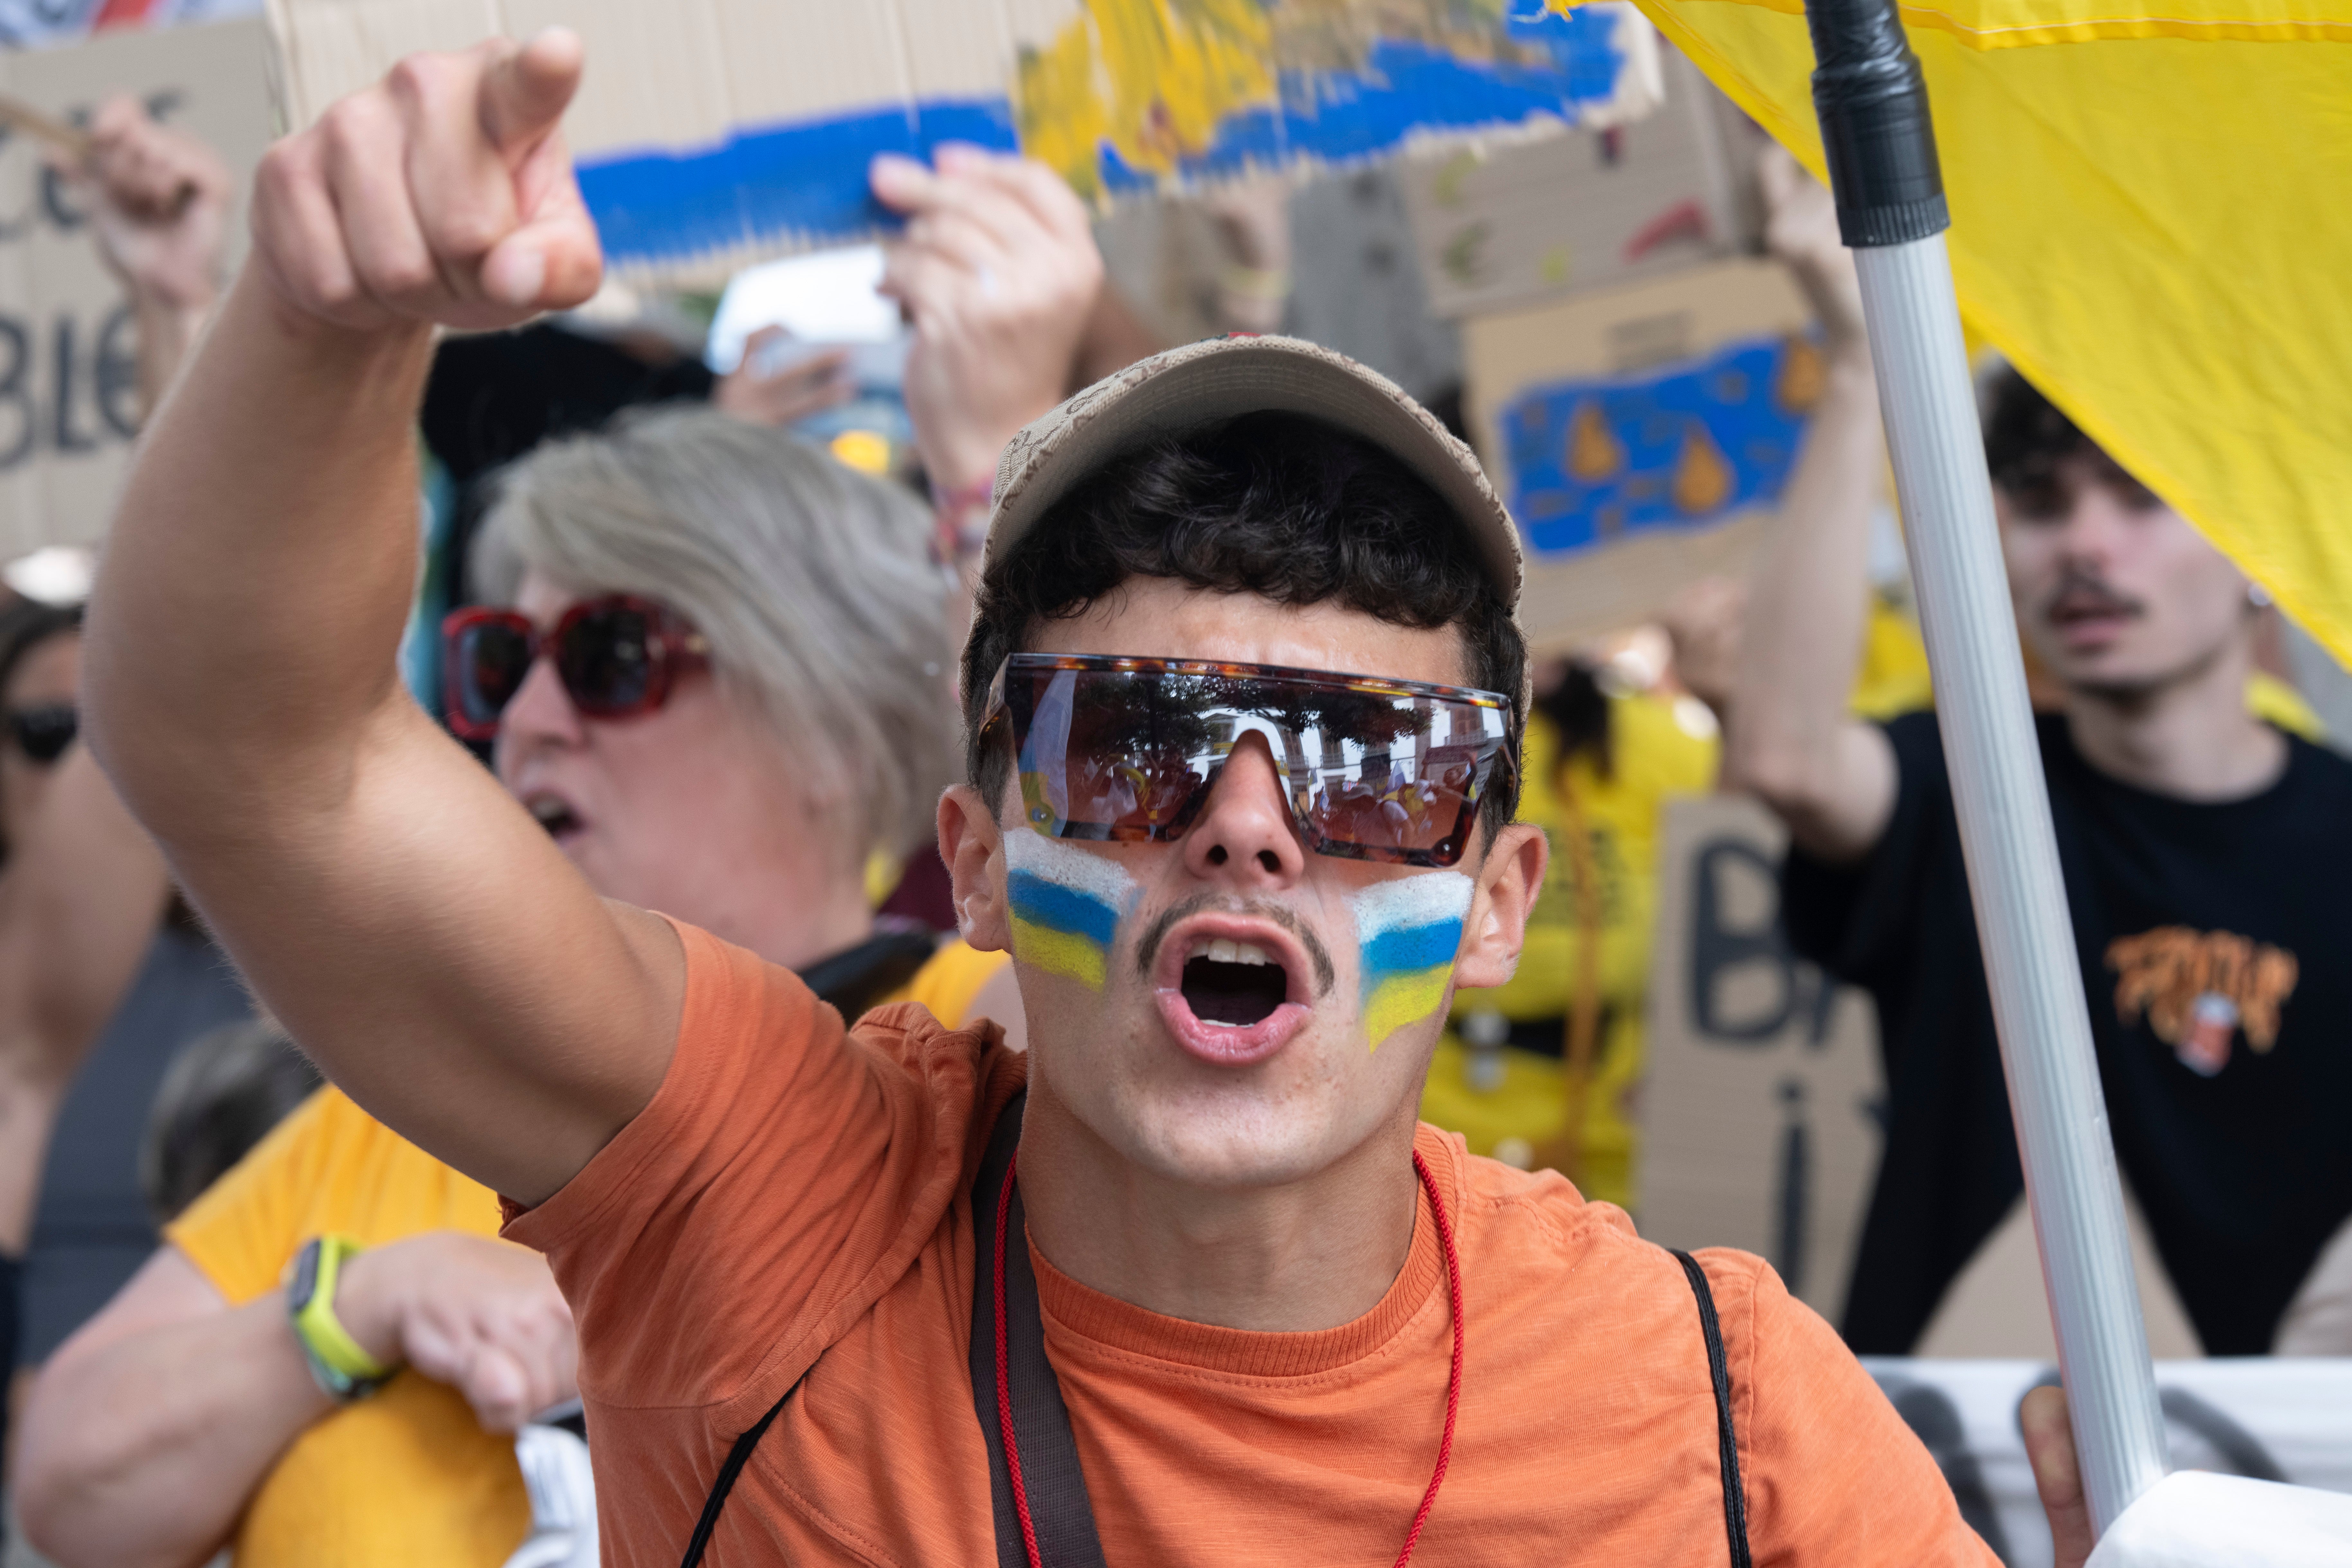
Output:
top-left (1015, 0), bottom-right (1277, 200)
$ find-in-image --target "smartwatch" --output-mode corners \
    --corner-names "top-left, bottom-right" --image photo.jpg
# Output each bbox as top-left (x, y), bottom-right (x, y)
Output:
top-left (284, 1235), bottom-right (395, 1400)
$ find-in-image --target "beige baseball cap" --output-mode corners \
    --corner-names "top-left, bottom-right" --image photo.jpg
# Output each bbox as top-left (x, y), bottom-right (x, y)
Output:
top-left (985, 334), bottom-right (1522, 609)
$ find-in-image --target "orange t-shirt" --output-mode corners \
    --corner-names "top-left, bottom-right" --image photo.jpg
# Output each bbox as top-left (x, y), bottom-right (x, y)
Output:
top-left (506, 922), bottom-right (1994, 1566)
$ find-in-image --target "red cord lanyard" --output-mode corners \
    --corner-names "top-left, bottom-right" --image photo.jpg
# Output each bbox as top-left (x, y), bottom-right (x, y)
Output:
top-left (993, 1148), bottom-right (1465, 1568)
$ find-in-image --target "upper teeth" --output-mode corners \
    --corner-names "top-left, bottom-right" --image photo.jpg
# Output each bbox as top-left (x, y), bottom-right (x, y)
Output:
top-left (1191, 938), bottom-right (1271, 966)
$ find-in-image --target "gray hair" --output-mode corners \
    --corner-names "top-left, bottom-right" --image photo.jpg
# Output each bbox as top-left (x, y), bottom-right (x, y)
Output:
top-left (472, 406), bottom-right (954, 863)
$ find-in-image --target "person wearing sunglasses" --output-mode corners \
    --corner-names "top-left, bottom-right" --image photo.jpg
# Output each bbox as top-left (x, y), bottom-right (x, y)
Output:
top-left (76, 34), bottom-right (2080, 1568)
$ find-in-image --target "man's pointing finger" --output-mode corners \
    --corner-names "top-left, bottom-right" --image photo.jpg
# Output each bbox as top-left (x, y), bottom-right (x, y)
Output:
top-left (478, 27), bottom-right (583, 161)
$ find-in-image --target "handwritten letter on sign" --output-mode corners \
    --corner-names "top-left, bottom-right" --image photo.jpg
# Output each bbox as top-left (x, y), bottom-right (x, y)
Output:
top-left (1638, 793), bottom-right (1884, 1320)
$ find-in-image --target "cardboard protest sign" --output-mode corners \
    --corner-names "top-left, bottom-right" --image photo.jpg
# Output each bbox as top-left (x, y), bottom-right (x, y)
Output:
top-left (1635, 793), bottom-right (1882, 1319)
top-left (266, 0), bottom-right (1662, 287)
top-left (1463, 256), bottom-right (1814, 651)
top-left (1859, 1358), bottom-right (2352, 1568)
top-left (1399, 45), bottom-right (1758, 320)
top-left (0, 17), bottom-right (269, 556)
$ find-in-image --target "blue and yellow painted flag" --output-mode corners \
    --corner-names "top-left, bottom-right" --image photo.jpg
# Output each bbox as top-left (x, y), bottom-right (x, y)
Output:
top-left (1619, 0), bottom-right (2352, 666)
top-left (1003, 834), bottom-right (1137, 992)
top-left (1354, 874), bottom-right (1476, 1049)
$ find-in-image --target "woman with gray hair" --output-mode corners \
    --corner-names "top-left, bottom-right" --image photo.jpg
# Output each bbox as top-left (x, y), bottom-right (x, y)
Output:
top-left (456, 404), bottom-right (966, 1005)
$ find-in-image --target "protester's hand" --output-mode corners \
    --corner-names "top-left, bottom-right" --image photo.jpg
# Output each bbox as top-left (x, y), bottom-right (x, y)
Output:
top-left (73, 97), bottom-right (232, 312)
top-left (1760, 146), bottom-right (1866, 352)
top-left (335, 1231), bottom-right (578, 1432)
top-left (1661, 574), bottom-right (1748, 719)
top-left (2020, 1384), bottom-right (2096, 1568)
top-left (871, 144), bottom-right (1103, 493)
top-left (712, 326), bottom-right (854, 428)
top-left (249, 29), bottom-right (601, 337)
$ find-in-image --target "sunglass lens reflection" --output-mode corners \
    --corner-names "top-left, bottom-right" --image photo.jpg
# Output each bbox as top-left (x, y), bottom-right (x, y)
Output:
top-left (555, 604), bottom-right (656, 716)
top-left (458, 622), bottom-right (534, 728)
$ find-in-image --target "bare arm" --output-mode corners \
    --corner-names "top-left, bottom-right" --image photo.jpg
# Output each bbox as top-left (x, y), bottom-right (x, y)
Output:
top-left (1722, 150), bottom-right (1899, 863)
top-left (19, 1234), bottom-right (575, 1568)
top-left (16, 1249), bottom-right (324, 1568)
top-left (80, 32), bottom-right (678, 1206)
top-left (0, 748), bottom-right (170, 1254)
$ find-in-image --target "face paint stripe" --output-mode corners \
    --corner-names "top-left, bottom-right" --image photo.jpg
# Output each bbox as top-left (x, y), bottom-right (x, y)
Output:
top-left (1362, 920), bottom-right (1465, 977)
top-left (1001, 831), bottom-right (1133, 995)
top-left (1004, 870), bottom-right (1120, 949)
top-left (1350, 870), bottom-right (1475, 1051)
top-left (1009, 916), bottom-right (1108, 991)
top-left (1364, 965), bottom-right (1455, 1049)
top-left (1002, 829), bottom-right (1137, 910)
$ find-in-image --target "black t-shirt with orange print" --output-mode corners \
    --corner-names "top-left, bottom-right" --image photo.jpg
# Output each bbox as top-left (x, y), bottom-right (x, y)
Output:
top-left (1782, 710), bottom-right (2352, 1355)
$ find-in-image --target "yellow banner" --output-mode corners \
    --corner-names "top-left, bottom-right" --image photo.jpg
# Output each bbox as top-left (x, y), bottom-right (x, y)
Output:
top-left (1634, 0), bottom-right (2352, 665)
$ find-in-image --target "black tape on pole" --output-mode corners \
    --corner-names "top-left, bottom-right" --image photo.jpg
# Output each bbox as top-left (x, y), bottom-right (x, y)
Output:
top-left (1803, 0), bottom-right (1948, 247)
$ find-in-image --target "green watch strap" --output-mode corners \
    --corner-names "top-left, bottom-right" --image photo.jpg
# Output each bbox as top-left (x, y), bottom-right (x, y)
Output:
top-left (286, 1235), bottom-right (394, 1400)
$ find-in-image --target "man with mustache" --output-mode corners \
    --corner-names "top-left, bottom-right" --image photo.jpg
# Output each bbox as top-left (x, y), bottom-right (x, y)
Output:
top-left (1731, 159), bottom-right (2352, 1358)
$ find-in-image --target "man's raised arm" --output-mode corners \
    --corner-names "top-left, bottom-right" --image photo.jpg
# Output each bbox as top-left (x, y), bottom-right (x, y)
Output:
top-left (1722, 150), bottom-right (1901, 863)
top-left (81, 32), bottom-right (680, 1205)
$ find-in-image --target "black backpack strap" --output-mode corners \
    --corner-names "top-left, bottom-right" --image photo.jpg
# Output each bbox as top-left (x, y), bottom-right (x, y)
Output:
top-left (970, 1090), bottom-right (1110, 1568)
top-left (678, 1364), bottom-right (811, 1568)
top-left (1672, 1249), bottom-right (1754, 1568)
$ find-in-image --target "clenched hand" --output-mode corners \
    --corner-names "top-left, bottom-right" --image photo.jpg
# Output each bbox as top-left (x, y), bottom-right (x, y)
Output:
top-left (250, 28), bottom-right (602, 336)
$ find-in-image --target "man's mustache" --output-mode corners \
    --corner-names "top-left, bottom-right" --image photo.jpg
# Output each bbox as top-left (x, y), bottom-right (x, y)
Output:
top-left (2041, 567), bottom-right (2146, 623)
top-left (1133, 892), bottom-right (1338, 998)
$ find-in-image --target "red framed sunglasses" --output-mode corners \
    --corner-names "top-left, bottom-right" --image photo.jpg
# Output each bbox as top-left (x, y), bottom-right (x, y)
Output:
top-left (440, 594), bottom-right (710, 741)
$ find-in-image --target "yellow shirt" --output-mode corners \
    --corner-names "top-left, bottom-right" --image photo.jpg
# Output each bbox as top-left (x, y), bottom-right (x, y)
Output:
top-left (166, 1088), bottom-right (523, 1568)
top-left (1421, 694), bottom-right (1718, 1210)
top-left (164, 937), bottom-right (1011, 1568)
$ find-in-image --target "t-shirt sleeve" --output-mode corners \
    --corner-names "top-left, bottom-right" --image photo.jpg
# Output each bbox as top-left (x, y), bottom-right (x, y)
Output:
top-left (502, 919), bottom-right (1007, 1417)
top-left (1708, 1251), bottom-right (1999, 1566)
top-left (1778, 711), bottom-right (1950, 984)
top-left (164, 1085), bottom-right (334, 1304)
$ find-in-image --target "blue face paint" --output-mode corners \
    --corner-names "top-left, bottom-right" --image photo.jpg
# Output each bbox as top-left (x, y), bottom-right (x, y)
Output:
top-left (1351, 873), bottom-right (1474, 1049)
top-left (1002, 832), bottom-right (1135, 991)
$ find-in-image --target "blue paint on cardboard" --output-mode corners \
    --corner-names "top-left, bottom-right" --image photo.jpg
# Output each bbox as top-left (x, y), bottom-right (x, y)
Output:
top-left (1500, 333), bottom-right (1821, 558)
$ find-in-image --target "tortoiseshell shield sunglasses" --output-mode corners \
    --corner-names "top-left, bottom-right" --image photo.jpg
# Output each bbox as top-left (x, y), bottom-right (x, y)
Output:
top-left (976, 654), bottom-right (1519, 868)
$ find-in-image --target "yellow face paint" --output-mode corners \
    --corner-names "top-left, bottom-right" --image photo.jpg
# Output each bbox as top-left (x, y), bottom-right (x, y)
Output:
top-left (1352, 873), bottom-right (1474, 1050)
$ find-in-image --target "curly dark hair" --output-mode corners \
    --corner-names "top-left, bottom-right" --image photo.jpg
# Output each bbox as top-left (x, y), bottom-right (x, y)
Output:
top-left (1983, 366), bottom-right (2158, 516)
top-left (961, 411), bottom-right (1524, 847)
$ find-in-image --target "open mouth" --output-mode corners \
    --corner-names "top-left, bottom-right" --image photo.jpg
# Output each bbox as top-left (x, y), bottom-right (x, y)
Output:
top-left (1153, 916), bottom-right (1314, 1066)
top-left (1181, 938), bottom-right (1290, 1027)
top-left (525, 792), bottom-right (586, 843)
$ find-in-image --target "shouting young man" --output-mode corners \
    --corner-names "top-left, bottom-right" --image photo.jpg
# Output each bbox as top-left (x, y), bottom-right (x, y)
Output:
top-left (85, 32), bottom-right (2046, 1567)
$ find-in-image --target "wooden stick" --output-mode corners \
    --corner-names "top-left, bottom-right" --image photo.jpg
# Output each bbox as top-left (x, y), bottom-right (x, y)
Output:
top-left (0, 93), bottom-right (92, 163)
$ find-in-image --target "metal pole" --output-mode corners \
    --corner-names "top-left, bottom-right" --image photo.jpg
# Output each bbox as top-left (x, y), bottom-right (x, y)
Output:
top-left (1796, 0), bottom-right (2169, 1533)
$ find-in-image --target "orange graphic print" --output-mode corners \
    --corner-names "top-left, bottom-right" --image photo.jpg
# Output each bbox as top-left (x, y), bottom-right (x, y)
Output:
top-left (2106, 927), bottom-right (2298, 1077)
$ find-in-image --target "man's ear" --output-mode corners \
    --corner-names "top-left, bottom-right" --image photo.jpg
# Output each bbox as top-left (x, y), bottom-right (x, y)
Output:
top-left (1452, 821), bottom-right (1548, 991)
top-left (939, 784), bottom-right (1012, 954)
